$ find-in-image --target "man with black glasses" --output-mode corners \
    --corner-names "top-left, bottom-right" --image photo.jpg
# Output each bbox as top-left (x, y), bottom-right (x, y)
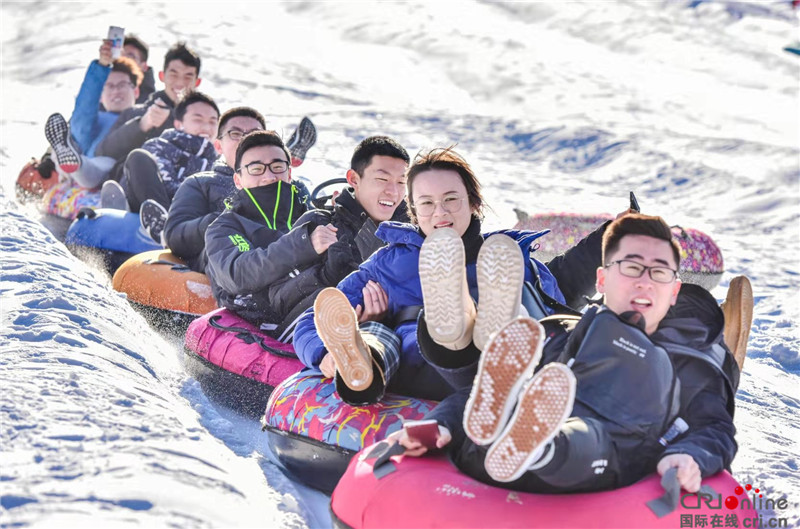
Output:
top-left (204, 131), bottom-right (326, 336)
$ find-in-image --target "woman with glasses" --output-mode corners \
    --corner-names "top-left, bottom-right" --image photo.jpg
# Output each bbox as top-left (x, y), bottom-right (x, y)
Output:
top-left (293, 147), bottom-right (609, 406)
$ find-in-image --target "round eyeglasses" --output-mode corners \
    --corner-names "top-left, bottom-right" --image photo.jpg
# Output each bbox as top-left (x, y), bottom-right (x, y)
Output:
top-left (605, 260), bottom-right (679, 283)
top-left (411, 195), bottom-right (466, 217)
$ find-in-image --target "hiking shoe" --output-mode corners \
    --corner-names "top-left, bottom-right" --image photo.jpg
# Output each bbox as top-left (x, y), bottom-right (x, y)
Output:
top-left (721, 275), bottom-right (753, 371)
top-left (419, 227), bottom-right (476, 351)
top-left (314, 287), bottom-right (374, 392)
top-left (464, 317), bottom-right (545, 446)
top-left (44, 113), bottom-right (81, 174)
top-left (101, 180), bottom-right (130, 211)
top-left (473, 234), bottom-right (526, 351)
top-left (286, 116), bottom-right (317, 167)
top-left (139, 199), bottom-right (168, 244)
top-left (484, 363), bottom-right (575, 483)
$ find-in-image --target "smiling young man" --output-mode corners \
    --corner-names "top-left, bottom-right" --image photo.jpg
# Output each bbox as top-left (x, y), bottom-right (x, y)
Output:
top-left (96, 42), bottom-right (202, 182)
top-left (43, 39), bottom-right (142, 190)
top-left (397, 213), bottom-right (742, 497)
top-left (108, 91), bottom-right (220, 241)
top-left (204, 130), bottom-right (339, 337)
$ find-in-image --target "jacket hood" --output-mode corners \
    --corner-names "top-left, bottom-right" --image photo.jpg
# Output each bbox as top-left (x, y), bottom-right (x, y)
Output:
top-left (652, 283), bottom-right (725, 351)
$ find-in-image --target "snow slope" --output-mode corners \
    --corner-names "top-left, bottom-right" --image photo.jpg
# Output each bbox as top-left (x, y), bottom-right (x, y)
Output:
top-left (2, 0), bottom-right (798, 527)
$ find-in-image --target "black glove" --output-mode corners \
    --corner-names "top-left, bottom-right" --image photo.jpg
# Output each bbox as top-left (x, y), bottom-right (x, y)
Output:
top-left (321, 236), bottom-right (359, 286)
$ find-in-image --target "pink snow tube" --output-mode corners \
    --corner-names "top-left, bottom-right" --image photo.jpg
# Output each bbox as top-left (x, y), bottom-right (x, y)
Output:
top-left (185, 308), bottom-right (303, 387)
top-left (515, 212), bottom-right (724, 290)
top-left (331, 451), bottom-right (758, 529)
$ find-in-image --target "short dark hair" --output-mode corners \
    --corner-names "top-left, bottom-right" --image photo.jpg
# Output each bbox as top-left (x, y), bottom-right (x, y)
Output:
top-left (163, 42), bottom-right (201, 75)
top-left (174, 91), bottom-right (219, 121)
top-left (234, 130), bottom-right (291, 172)
top-left (111, 56), bottom-right (143, 87)
top-left (406, 147), bottom-right (484, 225)
top-left (123, 35), bottom-right (149, 63)
top-left (218, 107), bottom-right (266, 135)
top-left (350, 136), bottom-right (409, 175)
top-left (602, 213), bottom-right (681, 268)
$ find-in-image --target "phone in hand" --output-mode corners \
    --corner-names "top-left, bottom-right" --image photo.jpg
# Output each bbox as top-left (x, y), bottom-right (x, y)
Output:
top-left (629, 191), bottom-right (641, 213)
top-left (403, 419), bottom-right (440, 449)
top-left (108, 26), bottom-right (125, 59)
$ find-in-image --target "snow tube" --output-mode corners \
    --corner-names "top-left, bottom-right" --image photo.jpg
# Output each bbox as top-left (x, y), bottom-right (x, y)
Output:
top-left (112, 249), bottom-right (218, 331)
top-left (41, 179), bottom-right (101, 219)
top-left (263, 372), bottom-right (436, 493)
top-left (515, 212), bottom-right (724, 290)
top-left (15, 159), bottom-right (57, 200)
top-left (65, 207), bottom-right (161, 273)
top-left (183, 308), bottom-right (304, 417)
top-left (331, 451), bottom-right (758, 529)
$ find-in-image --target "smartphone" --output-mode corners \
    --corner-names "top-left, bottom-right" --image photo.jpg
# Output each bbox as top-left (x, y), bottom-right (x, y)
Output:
top-left (108, 26), bottom-right (125, 59)
top-left (403, 419), bottom-right (440, 449)
top-left (629, 191), bottom-right (641, 213)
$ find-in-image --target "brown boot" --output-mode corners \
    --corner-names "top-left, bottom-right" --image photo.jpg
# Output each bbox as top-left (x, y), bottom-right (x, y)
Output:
top-left (314, 288), bottom-right (374, 391)
top-left (720, 276), bottom-right (753, 371)
top-left (419, 227), bottom-right (476, 351)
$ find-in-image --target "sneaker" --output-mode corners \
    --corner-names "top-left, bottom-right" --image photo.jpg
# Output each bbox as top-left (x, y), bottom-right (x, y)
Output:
top-left (721, 275), bottom-right (753, 371)
top-left (419, 227), bottom-right (476, 351)
top-left (100, 180), bottom-right (130, 211)
top-left (483, 363), bottom-right (575, 483)
top-left (314, 287), bottom-right (374, 392)
top-left (286, 116), bottom-right (317, 167)
top-left (139, 199), bottom-right (168, 244)
top-left (463, 317), bottom-right (545, 446)
top-left (473, 234), bottom-right (526, 351)
top-left (44, 113), bottom-right (81, 174)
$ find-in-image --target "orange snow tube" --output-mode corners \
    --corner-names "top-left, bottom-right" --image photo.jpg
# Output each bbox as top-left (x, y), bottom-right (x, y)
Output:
top-left (112, 250), bottom-right (218, 316)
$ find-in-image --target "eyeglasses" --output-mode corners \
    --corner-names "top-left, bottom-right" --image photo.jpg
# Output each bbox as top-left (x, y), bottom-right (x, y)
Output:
top-left (411, 195), bottom-right (466, 217)
top-left (605, 260), bottom-right (679, 284)
top-left (219, 129), bottom-right (260, 141)
top-left (238, 160), bottom-right (290, 176)
top-left (104, 81), bottom-right (134, 91)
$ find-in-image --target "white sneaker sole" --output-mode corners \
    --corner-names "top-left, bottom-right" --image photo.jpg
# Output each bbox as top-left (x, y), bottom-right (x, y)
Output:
top-left (473, 234), bottom-right (525, 351)
top-left (419, 227), bottom-right (473, 348)
top-left (464, 317), bottom-right (545, 446)
top-left (314, 288), bottom-right (373, 392)
top-left (484, 363), bottom-right (575, 483)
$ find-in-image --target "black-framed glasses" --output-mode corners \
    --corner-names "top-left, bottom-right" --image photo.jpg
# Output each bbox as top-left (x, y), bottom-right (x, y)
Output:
top-left (238, 160), bottom-right (290, 176)
top-left (218, 129), bottom-right (260, 141)
top-left (411, 195), bottom-right (466, 217)
top-left (605, 260), bottom-right (679, 284)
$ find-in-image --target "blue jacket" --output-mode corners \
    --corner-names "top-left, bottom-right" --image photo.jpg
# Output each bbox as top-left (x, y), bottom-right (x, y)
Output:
top-left (293, 221), bottom-right (565, 370)
top-left (140, 129), bottom-right (219, 200)
top-left (69, 60), bottom-right (119, 158)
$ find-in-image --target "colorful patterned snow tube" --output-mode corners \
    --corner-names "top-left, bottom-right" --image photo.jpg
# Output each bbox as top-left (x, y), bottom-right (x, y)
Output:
top-left (112, 249), bottom-right (218, 323)
top-left (331, 452), bottom-right (757, 529)
top-left (263, 372), bottom-right (437, 493)
top-left (515, 212), bottom-right (724, 290)
top-left (184, 308), bottom-right (304, 417)
top-left (41, 179), bottom-right (101, 219)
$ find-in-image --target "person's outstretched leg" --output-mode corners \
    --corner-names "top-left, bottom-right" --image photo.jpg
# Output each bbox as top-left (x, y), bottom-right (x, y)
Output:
top-left (483, 363), bottom-right (575, 483)
top-left (122, 149), bottom-right (170, 212)
top-left (463, 317), bottom-right (546, 446)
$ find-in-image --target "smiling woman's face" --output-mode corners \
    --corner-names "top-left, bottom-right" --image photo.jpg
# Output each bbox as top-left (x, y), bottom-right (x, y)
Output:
top-left (411, 169), bottom-right (474, 237)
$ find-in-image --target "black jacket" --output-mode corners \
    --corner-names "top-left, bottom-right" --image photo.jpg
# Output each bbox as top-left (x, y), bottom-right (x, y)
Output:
top-left (429, 284), bottom-right (738, 483)
top-left (204, 181), bottom-right (312, 325)
top-left (136, 68), bottom-right (156, 105)
top-left (545, 220), bottom-right (610, 310)
top-left (165, 164), bottom-right (312, 273)
top-left (96, 90), bottom-right (176, 181)
top-left (164, 161), bottom-right (236, 272)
